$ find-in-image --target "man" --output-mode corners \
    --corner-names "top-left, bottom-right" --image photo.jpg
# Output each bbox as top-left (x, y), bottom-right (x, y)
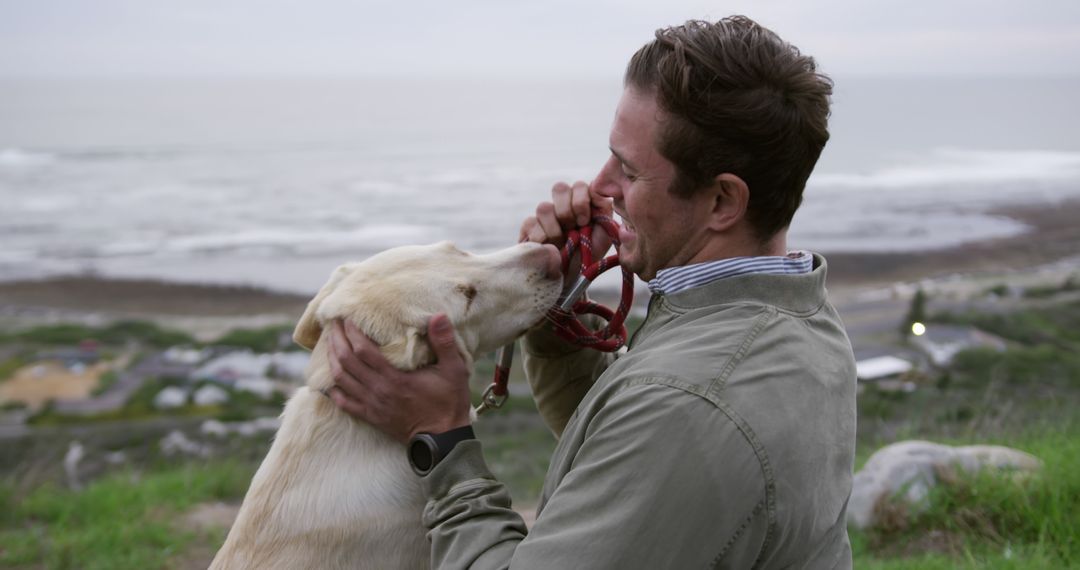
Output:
top-left (327, 15), bottom-right (856, 569)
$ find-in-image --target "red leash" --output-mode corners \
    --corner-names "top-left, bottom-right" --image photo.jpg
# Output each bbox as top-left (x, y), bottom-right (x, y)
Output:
top-left (477, 214), bottom-right (634, 414)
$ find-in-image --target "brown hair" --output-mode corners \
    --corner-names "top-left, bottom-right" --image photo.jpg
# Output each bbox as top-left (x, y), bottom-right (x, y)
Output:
top-left (625, 16), bottom-right (832, 241)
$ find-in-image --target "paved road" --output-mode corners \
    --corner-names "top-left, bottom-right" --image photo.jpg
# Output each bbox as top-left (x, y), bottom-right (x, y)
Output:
top-left (52, 353), bottom-right (194, 416)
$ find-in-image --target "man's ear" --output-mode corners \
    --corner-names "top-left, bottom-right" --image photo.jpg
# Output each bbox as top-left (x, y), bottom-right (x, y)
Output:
top-left (706, 173), bottom-right (750, 233)
top-left (293, 264), bottom-right (354, 350)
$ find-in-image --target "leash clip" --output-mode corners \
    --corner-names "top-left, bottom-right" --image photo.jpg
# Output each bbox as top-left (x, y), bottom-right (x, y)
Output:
top-left (557, 274), bottom-right (592, 311)
top-left (475, 384), bottom-right (508, 415)
top-left (476, 343), bottom-right (514, 415)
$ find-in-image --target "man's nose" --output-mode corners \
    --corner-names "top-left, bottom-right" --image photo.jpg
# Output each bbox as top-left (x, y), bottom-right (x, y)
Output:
top-left (591, 161), bottom-right (621, 199)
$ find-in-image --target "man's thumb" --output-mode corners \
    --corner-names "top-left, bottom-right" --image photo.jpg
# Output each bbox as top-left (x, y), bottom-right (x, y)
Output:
top-left (428, 314), bottom-right (459, 362)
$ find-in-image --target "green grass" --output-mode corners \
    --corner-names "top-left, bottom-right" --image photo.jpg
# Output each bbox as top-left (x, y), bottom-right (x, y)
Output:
top-left (10, 321), bottom-right (195, 350)
top-left (852, 422), bottom-right (1080, 568)
top-left (7, 320), bottom-right (301, 354)
top-left (0, 461), bottom-right (255, 570)
top-left (475, 417), bottom-right (557, 503)
top-left (0, 355), bottom-right (28, 382)
top-left (931, 300), bottom-right (1080, 350)
top-left (211, 325), bottom-right (297, 353)
top-left (950, 345), bottom-right (1080, 389)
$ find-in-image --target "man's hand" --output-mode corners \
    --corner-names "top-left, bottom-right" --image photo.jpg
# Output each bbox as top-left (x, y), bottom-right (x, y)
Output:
top-left (327, 314), bottom-right (472, 443)
top-left (519, 181), bottom-right (614, 266)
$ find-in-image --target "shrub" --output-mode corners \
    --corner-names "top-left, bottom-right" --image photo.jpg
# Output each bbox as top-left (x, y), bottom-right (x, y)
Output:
top-left (951, 346), bottom-right (1080, 388)
top-left (213, 325), bottom-right (295, 353)
top-left (11, 321), bottom-right (194, 349)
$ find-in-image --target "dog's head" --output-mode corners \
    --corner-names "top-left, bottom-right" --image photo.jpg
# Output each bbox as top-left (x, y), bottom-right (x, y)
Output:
top-left (294, 241), bottom-right (563, 373)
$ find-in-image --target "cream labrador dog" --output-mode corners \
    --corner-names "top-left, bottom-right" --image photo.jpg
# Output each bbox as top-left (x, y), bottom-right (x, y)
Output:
top-left (210, 240), bottom-right (562, 570)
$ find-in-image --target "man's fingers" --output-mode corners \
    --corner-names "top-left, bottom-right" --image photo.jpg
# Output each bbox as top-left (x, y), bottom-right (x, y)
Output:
top-left (519, 216), bottom-right (548, 244)
top-left (328, 386), bottom-right (366, 417)
top-left (341, 319), bottom-right (395, 375)
top-left (328, 322), bottom-right (367, 380)
top-left (571, 181), bottom-right (592, 226)
top-left (551, 182), bottom-right (574, 226)
top-left (534, 202), bottom-right (563, 242)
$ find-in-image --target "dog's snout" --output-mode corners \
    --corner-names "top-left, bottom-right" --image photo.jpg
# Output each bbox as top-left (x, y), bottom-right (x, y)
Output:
top-left (541, 243), bottom-right (563, 280)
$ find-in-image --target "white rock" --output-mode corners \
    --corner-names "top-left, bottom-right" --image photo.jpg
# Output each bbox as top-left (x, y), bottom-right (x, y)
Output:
top-left (104, 450), bottom-right (127, 465)
top-left (848, 440), bottom-right (1041, 530)
top-left (200, 419), bottom-right (229, 437)
top-left (153, 386), bottom-right (189, 409)
top-left (160, 430), bottom-right (210, 457)
top-left (252, 417), bottom-right (282, 432)
top-left (64, 441), bottom-right (84, 490)
top-left (193, 384), bottom-right (230, 406)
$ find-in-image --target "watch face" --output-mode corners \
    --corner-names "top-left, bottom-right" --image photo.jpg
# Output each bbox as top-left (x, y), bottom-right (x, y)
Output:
top-left (409, 437), bottom-right (435, 475)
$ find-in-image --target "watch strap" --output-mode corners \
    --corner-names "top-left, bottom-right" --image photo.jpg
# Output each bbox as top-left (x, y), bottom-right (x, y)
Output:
top-left (408, 424), bottom-right (476, 476)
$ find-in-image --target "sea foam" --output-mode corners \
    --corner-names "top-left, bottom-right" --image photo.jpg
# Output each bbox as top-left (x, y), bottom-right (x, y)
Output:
top-left (810, 148), bottom-right (1080, 190)
top-left (0, 148), bottom-right (55, 167)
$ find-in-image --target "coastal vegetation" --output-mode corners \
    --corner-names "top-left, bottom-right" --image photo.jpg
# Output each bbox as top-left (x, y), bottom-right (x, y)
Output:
top-left (1, 293), bottom-right (1078, 568)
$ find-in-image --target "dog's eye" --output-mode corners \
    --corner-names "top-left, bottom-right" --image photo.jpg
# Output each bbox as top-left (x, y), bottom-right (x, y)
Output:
top-left (456, 284), bottom-right (478, 301)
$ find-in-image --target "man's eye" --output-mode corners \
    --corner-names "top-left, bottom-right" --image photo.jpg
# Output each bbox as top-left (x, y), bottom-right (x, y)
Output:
top-left (622, 170), bottom-right (637, 182)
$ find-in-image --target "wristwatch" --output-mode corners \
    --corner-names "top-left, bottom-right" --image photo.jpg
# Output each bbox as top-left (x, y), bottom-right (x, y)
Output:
top-left (407, 425), bottom-right (476, 476)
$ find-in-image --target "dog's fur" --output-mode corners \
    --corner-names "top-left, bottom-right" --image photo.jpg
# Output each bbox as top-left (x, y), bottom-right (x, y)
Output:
top-left (210, 241), bottom-right (562, 570)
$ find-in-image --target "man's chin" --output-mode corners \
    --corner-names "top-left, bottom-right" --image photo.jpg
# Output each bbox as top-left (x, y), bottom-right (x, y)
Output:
top-left (617, 254), bottom-right (648, 281)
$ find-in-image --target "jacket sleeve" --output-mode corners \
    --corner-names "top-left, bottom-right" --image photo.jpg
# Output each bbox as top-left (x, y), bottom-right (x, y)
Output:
top-left (422, 381), bottom-right (770, 569)
top-left (520, 317), bottom-right (617, 439)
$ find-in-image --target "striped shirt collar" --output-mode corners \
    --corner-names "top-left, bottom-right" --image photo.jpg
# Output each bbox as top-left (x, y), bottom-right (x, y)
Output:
top-left (647, 251), bottom-right (814, 296)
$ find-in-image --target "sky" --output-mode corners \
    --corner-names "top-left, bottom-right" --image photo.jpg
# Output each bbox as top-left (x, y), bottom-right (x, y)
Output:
top-left (1, 0), bottom-right (1078, 78)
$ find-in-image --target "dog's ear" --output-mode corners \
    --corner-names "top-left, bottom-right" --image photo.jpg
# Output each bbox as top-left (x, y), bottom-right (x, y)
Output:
top-left (390, 322), bottom-right (474, 372)
top-left (293, 264), bottom-right (354, 350)
top-left (379, 326), bottom-right (434, 370)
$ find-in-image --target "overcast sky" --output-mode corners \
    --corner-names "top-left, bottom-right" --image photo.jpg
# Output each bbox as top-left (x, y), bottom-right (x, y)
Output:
top-left (1, 0), bottom-right (1078, 78)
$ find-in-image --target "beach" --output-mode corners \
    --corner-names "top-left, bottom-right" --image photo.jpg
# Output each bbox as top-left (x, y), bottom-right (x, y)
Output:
top-left (2, 199), bottom-right (1078, 336)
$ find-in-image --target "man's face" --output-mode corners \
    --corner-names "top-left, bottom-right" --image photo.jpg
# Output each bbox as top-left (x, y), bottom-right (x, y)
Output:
top-left (591, 88), bottom-right (713, 281)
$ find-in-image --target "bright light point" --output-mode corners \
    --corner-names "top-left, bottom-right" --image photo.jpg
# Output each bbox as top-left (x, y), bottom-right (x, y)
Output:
top-left (911, 322), bottom-right (926, 336)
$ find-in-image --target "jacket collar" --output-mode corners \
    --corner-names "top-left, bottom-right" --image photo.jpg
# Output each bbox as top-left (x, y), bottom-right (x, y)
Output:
top-left (659, 253), bottom-right (829, 317)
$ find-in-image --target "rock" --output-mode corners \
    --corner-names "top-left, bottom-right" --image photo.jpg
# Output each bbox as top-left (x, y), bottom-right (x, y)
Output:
top-left (64, 440), bottom-right (85, 490)
top-left (252, 417), bottom-right (281, 432)
top-left (201, 419), bottom-right (229, 437)
top-left (200, 416), bottom-right (281, 438)
top-left (104, 450), bottom-right (128, 465)
top-left (234, 377), bottom-right (277, 399)
top-left (193, 384), bottom-right (230, 406)
top-left (160, 429), bottom-right (210, 458)
top-left (848, 440), bottom-right (1041, 530)
top-left (153, 386), bottom-right (189, 409)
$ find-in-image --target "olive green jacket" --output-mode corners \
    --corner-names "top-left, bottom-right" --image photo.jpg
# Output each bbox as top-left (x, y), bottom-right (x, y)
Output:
top-left (421, 255), bottom-right (857, 569)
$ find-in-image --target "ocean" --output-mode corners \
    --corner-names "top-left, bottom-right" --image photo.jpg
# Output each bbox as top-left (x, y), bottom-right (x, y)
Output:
top-left (2, 75), bottom-right (1079, 294)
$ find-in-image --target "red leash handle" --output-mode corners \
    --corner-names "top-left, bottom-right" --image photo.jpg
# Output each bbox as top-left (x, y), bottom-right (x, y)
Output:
top-left (476, 213), bottom-right (635, 415)
top-left (548, 214), bottom-right (634, 352)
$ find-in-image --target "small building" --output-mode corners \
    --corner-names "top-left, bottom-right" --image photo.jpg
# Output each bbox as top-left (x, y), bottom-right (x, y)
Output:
top-left (163, 346), bottom-right (211, 365)
top-left (194, 350), bottom-right (272, 381)
top-left (913, 324), bottom-right (1007, 367)
top-left (856, 355), bottom-right (917, 393)
top-left (35, 344), bottom-right (100, 370)
top-left (234, 377), bottom-right (278, 399)
top-left (856, 356), bottom-right (914, 382)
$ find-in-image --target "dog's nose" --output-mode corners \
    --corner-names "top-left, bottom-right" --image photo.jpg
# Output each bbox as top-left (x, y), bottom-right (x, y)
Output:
top-left (541, 243), bottom-right (563, 280)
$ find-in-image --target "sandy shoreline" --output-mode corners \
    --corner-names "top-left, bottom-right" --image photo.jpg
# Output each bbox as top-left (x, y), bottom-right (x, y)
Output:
top-left (823, 199), bottom-right (1080, 287)
top-left (2, 199), bottom-right (1079, 329)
